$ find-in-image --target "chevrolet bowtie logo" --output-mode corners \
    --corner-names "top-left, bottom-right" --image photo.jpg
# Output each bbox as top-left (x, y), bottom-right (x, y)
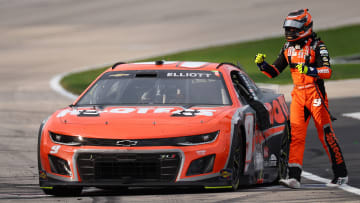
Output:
top-left (115, 140), bottom-right (138, 146)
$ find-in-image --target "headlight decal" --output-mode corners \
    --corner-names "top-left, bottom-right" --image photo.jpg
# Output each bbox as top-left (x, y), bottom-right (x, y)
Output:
top-left (48, 131), bottom-right (220, 147)
top-left (49, 132), bottom-right (82, 146)
top-left (176, 131), bottom-right (219, 146)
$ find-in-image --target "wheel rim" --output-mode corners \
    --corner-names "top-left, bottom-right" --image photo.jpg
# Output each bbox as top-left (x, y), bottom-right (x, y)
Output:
top-left (232, 148), bottom-right (241, 188)
top-left (279, 124), bottom-right (290, 179)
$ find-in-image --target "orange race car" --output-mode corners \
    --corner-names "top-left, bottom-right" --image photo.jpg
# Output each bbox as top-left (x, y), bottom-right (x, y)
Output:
top-left (38, 61), bottom-right (290, 196)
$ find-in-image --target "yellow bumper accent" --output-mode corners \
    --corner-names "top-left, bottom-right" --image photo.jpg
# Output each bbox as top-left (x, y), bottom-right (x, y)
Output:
top-left (40, 187), bottom-right (53, 190)
top-left (204, 186), bottom-right (232, 189)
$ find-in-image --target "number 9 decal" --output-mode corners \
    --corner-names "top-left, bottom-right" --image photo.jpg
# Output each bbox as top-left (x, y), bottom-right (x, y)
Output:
top-left (50, 145), bottom-right (61, 154)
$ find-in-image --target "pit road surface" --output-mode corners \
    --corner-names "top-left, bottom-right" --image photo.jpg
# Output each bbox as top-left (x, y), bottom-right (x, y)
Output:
top-left (1, 0), bottom-right (360, 202)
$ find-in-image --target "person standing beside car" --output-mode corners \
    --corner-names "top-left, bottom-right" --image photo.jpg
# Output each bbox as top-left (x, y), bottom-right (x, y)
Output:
top-left (254, 9), bottom-right (348, 188)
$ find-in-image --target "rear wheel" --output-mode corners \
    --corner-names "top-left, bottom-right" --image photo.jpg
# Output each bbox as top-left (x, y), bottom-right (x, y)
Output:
top-left (228, 132), bottom-right (244, 191)
top-left (42, 186), bottom-right (83, 196)
top-left (278, 121), bottom-right (290, 180)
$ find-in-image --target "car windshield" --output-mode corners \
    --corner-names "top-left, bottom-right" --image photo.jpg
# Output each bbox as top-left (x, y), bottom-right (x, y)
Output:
top-left (76, 70), bottom-right (231, 106)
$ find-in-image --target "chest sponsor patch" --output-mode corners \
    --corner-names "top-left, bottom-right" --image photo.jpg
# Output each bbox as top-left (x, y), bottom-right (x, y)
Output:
top-left (320, 50), bottom-right (329, 56)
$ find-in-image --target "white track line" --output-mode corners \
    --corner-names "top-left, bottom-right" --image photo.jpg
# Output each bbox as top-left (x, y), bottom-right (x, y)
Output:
top-left (302, 171), bottom-right (360, 196)
top-left (343, 112), bottom-right (360, 120)
top-left (50, 63), bottom-right (113, 100)
top-left (50, 72), bottom-right (78, 100)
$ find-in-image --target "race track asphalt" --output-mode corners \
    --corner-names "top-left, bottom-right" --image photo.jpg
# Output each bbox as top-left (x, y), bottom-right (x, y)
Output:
top-left (1, 0), bottom-right (360, 202)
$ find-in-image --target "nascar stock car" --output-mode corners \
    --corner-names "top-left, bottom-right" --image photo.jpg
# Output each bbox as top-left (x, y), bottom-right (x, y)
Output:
top-left (38, 61), bottom-right (290, 196)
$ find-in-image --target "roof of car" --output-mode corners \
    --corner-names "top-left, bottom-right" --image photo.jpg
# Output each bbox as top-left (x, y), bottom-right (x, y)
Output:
top-left (109, 61), bottom-right (232, 72)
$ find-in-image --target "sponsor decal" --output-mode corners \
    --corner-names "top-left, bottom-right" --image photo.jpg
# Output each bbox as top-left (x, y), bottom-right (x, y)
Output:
top-left (39, 170), bottom-right (47, 180)
top-left (220, 169), bottom-right (232, 180)
top-left (323, 62), bottom-right (330, 66)
top-left (322, 57), bottom-right (329, 62)
top-left (56, 109), bottom-right (71, 118)
top-left (287, 48), bottom-right (293, 56)
top-left (57, 108), bottom-right (216, 117)
top-left (109, 73), bottom-right (130, 77)
top-left (269, 154), bottom-right (277, 166)
top-left (318, 69), bottom-right (330, 74)
top-left (166, 72), bottom-right (212, 78)
top-left (264, 154), bottom-right (278, 167)
top-left (171, 109), bottom-right (200, 117)
top-left (196, 150), bottom-right (207, 156)
top-left (115, 140), bottom-right (138, 146)
top-left (320, 50), bottom-right (329, 56)
top-left (324, 127), bottom-right (344, 165)
top-left (264, 97), bottom-right (288, 127)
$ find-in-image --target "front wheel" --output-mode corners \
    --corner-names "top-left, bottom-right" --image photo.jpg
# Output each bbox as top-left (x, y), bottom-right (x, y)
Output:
top-left (278, 121), bottom-right (290, 180)
top-left (228, 132), bottom-right (244, 191)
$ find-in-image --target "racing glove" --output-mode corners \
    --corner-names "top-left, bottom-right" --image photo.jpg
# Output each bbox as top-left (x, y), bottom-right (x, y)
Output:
top-left (255, 53), bottom-right (280, 78)
top-left (255, 53), bottom-right (266, 64)
top-left (296, 64), bottom-right (318, 77)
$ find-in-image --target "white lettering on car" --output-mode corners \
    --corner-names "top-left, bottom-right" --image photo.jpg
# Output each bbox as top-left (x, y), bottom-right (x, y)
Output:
top-left (137, 108), bottom-right (154, 114)
top-left (154, 108), bottom-right (174, 113)
top-left (166, 72), bottom-right (212, 78)
top-left (110, 108), bottom-right (136, 114)
top-left (50, 145), bottom-right (61, 154)
top-left (57, 107), bottom-right (216, 117)
top-left (195, 109), bottom-right (216, 116)
top-left (56, 109), bottom-right (71, 117)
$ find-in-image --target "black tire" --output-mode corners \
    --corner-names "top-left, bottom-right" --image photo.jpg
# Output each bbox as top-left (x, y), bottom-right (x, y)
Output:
top-left (228, 131), bottom-right (244, 191)
top-left (96, 186), bottom-right (128, 191)
top-left (42, 186), bottom-right (83, 196)
top-left (278, 121), bottom-right (290, 180)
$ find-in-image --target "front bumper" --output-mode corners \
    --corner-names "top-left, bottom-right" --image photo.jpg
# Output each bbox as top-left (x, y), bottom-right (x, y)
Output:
top-left (39, 143), bottom-right (233, 188)
top-left (39, 172), bottom-right (232, 188)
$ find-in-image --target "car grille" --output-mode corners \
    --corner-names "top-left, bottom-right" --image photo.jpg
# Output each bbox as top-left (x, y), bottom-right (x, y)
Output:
top-left (77, 152), bottom-right (181, 183)
top-left (76, 131), bottom-right (218, 147)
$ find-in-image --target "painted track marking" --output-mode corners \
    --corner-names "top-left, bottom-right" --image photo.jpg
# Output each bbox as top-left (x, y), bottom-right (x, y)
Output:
top-left (50, 72), bottom-right (78, 100)
top-left (343, 112), bottom-right (360, 120)
top-left (50, 63), bottom-right (113, 100)
top-left (302, 171), bottom-right (360, 196)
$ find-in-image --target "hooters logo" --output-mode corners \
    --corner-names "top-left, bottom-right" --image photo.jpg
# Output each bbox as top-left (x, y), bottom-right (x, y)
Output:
top-left (265, 96), bottom-right (289, 126)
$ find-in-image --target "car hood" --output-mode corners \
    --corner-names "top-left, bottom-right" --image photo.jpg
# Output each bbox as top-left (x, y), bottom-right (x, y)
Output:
top-left (49, 106), bottom-right (235, 139)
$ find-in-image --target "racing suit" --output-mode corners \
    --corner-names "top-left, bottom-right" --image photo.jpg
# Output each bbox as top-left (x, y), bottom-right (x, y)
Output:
top-left (257, 33), bottom-right (347, 181)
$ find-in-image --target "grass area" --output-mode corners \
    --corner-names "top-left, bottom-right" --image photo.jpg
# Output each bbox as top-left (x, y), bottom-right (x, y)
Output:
top-left (60, 68), bottom-right (109, 95)
top-left (61, 24), bottom-right (360, 95)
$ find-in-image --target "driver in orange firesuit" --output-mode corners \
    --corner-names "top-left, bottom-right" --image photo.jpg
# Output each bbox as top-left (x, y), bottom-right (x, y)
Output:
top-left (254, 9), bottom-right (348, 188)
